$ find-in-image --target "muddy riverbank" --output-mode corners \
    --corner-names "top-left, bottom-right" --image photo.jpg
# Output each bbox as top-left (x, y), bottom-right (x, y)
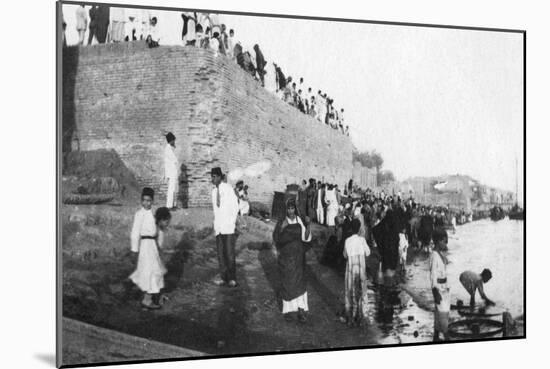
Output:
top-left (61, 204), bottom-right (522, 364)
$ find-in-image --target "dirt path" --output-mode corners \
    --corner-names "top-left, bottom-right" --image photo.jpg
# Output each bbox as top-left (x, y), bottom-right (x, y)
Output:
top-left (62, 206), bottom-right (387, 356)
top-left (65, 205), bottom-right (475, 361)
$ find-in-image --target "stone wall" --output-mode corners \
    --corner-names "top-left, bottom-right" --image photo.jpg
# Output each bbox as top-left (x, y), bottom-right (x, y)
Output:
top-left (62, 42), bottom-right (353, 207)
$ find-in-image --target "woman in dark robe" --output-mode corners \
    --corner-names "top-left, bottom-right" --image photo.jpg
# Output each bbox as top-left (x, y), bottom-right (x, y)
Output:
top-left (418, 209), bottom-right (434, 252)
top-left (432, 215), bottom-right (448, 251)
top-left (372, 205), bottom-right (400, 285)
top-left (273, 199), bottom-right (312, 323)
top-left (95, 5), bottom-right (110, 44)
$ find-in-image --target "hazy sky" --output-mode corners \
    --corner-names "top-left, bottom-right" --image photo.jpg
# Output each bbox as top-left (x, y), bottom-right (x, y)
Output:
top-left (62, 5), bottom-right (524, 194)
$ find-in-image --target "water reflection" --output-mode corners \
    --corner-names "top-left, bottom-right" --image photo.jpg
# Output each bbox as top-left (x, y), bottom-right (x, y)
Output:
top-left (367, 218), bottom-right (523, 343)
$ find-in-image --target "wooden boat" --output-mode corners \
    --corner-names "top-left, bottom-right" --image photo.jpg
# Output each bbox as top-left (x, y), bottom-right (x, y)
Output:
top-left (490, 206), bottom-right (505, 221)
top-left (508, 204), bottom-right (524, 220)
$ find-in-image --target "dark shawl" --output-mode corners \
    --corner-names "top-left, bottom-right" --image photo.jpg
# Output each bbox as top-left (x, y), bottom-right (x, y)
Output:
top-left (418, 215), bottom-right (434, 246)
top-left (306, 185), bottom-right (316, 217)
top-left (297, 190), bottom-right (308, 219)
top-left (273, 221), bottom-right (307, 301)
top-left (254, 46), bottom-right (266, 72)
top-left (372, 210), bottom-right (400, 271)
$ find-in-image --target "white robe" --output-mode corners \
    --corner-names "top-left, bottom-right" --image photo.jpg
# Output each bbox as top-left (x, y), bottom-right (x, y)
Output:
top-left (129, 208), bottom-right (166, 294)
top-left (211, 182), bottom-right (239, 235)
top-left (325, 189), bottom-right (339, 226)
top-left (264, 62), bottom-right (277, 93)
top-left (429, 251), bottom-right (450, 312)
top-left (316, 189), bottom-right (325, 224)
top-left (238, 189), bottom-right (250, 215)
top-left (164, 144), bottom-right (178, 208)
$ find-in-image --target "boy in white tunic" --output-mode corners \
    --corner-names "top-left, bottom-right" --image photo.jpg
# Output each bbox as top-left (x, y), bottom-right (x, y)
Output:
top-left (163, 132), bottom-right (179, 209)
top-left (129, 188), bottom-right (171, 309)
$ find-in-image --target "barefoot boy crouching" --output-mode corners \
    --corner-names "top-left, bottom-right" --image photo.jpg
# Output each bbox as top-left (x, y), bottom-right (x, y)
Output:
top-left (129, 187), bottom-right (172, 310)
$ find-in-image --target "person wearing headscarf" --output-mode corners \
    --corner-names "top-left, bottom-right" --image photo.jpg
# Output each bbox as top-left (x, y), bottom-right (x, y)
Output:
top-left (430, 236), bottom-right (451, 341)
top-left (253, 44), bottom-right (267, 87)
top-left (163, 132), bottom-right (178, 209)
top-left (273, 198), bottom-right (312, 323)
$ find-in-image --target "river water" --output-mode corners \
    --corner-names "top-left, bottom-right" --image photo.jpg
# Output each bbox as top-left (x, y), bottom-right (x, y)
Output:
top-left (446, 218), bottom-right (524, 318)
top-left (370, 217), bottom-right (524, 344)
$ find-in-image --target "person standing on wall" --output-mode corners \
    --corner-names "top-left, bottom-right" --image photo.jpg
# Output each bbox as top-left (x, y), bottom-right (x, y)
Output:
top-left (75, 4), bottom-right (88, 46)
top-left (95, 5), bottom-right (110, 44)
top-left (110, 7), bottom-right (126, 43)
top-left (87, 5), bottom-right (98, 45)
top-left (253, 44), bottom-right (267, 87)
top-left (211, 167), bottom-right (240, 287)
top-left (163, 132), bottom-right (179, 210)
top-left (227, 29), bottom-right (235, 59)
top-left (146, 17), bottom-right (160, 48)
top-left (181, 12), bottom-right (197, 46)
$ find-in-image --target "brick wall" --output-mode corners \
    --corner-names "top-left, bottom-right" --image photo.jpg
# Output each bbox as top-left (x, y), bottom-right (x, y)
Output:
top-left (62, 42), bottom-right (353, 208)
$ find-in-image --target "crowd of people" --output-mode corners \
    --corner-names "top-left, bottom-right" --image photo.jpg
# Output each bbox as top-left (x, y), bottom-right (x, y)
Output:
top-left (282, 178), bottom-right (493, 337)
top-left (63, 5), bottom-right (351, 136)
top-left (275, 76), bottom-right (349, 135)
top-left (132, 142), bottom-right (495, 340)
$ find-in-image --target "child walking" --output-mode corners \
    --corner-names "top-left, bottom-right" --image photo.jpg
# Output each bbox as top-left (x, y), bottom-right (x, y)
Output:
top-left (129, 187), bottom-right (172, 309)
top-left (343, 218), bottom-right (371, 326)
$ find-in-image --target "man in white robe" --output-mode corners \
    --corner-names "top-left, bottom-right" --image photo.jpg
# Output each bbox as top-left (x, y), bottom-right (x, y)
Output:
top-left (124, 8), bottom-right (142, 41)
top-left (110, 7), bottom-right (126, 42)
top-left (227, 29), bottom-right (235, 59)
top-left (164, 132), bottom-right (179, 209)
top-left (75, 5), bottom-right (88, 45)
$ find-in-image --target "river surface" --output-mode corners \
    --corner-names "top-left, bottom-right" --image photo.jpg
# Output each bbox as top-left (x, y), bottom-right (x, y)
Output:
top-left (446, 218), bottom-right (524, 318)
top-left (369, 217), bottom-right (524, 343)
